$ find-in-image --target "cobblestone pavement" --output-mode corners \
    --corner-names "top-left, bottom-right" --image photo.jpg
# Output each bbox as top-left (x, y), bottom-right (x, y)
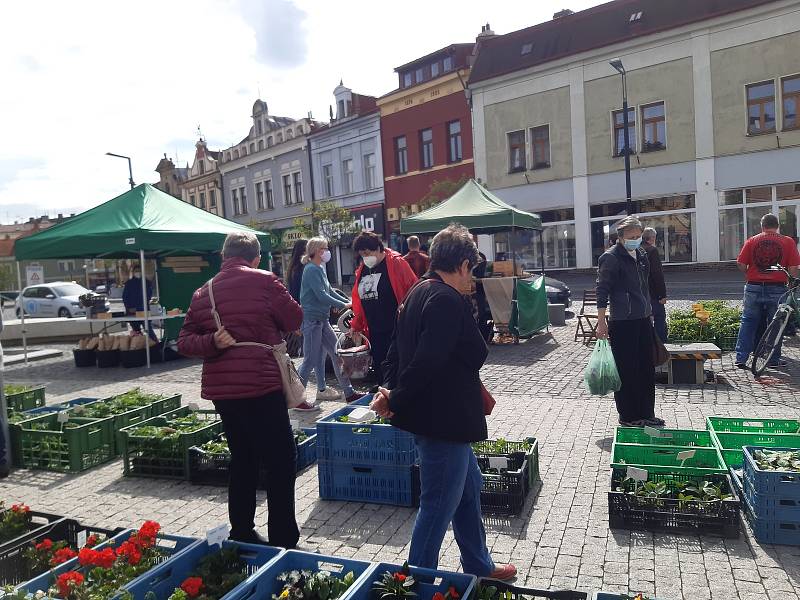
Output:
top-left (2, 305), bottom-right (800, 600)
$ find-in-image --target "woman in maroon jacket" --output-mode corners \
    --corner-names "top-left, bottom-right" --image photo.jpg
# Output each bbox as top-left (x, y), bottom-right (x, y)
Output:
top-left (178, 232), bottom-right (303, 548)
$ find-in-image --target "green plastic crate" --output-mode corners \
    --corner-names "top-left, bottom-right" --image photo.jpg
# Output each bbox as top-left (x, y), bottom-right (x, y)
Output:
top-left (4, 386), bottom-right (45, 413)
top-left (472, 437), bottom-right (539, 488)
top-left (706, 416), bottom-right (800, 435)
top-left (611, 442), bottom-right (727, 475)
top-left (17, 413), bottom-right (115, 473)
top-left (118, 407), bottom-right (222, 480)
top-left (710, 430), bottom-right (800, 470)
top-left (615, 427), bottom-right (713, 448)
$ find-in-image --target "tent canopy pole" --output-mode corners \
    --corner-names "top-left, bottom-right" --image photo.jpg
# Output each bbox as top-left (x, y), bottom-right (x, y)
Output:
top-left (140, 249), bottom-right (151, 368)
top-left (16, 262), bottom-right (27, 364)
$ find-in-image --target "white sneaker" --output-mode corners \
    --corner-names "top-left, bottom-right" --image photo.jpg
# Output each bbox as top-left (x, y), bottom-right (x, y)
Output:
top-left (316, 388), bottom-right (341, 401)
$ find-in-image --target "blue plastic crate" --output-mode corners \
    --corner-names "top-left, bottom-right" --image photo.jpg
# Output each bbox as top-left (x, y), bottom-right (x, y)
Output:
top-left (228, 549), bottom-right (376, 600)
top-left (742, 489), bottom-right (800, 546)
top-left (342, 562), bottom-right (476, 600)
top-left (296, 426), bottom-right (318, 471)
top-left (742, 446), bottom-right (800, 500)
top-left (21, 397), bottom-right (101, 416)
top-left (743, 469), bottom-right (800, 521)
top-left (592, 594), bottom-right (664, 600)
top-left (318, 460), bottom-right (420, 507)
top-left (18, 528), bottom-right (197, 596)
top-left (122, 539), bottom-right (283, 600)
top-left (316, 403), bottom-right (417, 468)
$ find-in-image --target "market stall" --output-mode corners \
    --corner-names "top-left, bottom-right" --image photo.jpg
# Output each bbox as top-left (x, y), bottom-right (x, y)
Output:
top-left (14, 183), bottom-right (271, 367)
top-left (400, 179), bottom-right (549, 341)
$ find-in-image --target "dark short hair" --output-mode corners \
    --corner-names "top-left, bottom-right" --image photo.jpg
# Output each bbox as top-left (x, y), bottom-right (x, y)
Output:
top-left (430, 224), bottom-right (479, 273)
top-left (353, 231), bottom-right (384, 253)
top-left (222, 231), bottom-right (260, 261)
top-left (762, 213), bottom-right (779, 230)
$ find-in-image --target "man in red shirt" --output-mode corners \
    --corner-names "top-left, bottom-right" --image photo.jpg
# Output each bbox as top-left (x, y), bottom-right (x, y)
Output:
top-left (402, 236), bottom-right (430, 278)
top-left (734, 213), bottom-right (800, 369)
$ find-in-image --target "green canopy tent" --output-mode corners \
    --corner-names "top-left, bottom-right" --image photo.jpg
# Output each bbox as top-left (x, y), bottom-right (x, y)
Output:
top-left (15, 183), bottom-right (271, 366)
top-left (400, 179), bottom-right (549, 340)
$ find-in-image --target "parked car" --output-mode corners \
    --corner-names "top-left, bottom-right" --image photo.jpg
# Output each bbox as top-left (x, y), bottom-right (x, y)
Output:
top-left (15, 282), bottom-right (109, 319)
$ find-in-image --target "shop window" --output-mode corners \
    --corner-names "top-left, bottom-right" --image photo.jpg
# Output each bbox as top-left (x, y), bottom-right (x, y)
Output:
top-left (612, 107), bottom-right (636, 157)
top-left (531, 125), bottom-right (550, 169)
top-left (783, 75), bottom-right (800, 130)
top-left (747, 80), bottom-right (776, 135)
top-left (641, 102), bottom-right (666, 152)
top-left (508, 130), bottom-right (525, 173)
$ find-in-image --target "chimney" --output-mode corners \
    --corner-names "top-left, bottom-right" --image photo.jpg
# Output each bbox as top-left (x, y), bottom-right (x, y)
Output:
top-left (57, 213), bottom-right (63, 220)
top-left (70, 213), bottom-right (76, 217)
top-left (553, 9), bottom-right (574, 19)
top-left (472, 22), bottom-right (497, 67)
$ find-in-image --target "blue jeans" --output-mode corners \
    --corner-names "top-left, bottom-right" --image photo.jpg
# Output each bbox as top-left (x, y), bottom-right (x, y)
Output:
top-left (409, 436), bottom-right (494, 576)
top-left (651, 300), bottom-right (667, 343)
top-left (735, 283), bottom-right (787, 364)
top-left (297, 318), bottom-right (354, 396)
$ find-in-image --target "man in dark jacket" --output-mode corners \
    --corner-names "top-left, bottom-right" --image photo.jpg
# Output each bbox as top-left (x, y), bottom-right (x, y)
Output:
top-left (178, 231), bottom-right (303, 548)
top-left (372, 224), bottom-right (516, 581)
top-left (122, 265), bottom-right (156, 340)
top-left (642, 227), bottom-right (668, 342)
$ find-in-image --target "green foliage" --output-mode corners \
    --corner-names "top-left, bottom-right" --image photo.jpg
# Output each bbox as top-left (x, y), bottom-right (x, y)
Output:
top-left (371, 562), bottom-right (416, 600)
top-left (165, 547), bottom-right (249, 600)
top-left (668, 301), bottom-right (742, 341)
top-left (419, 176), bottom-right (469, 208)
top-left (273, 569), bottom-right (356, 600)
top-left (752, 449), bottom-right (800, 472)
top-left (0, 502), bottom-right (32, 544)
top-left (4, 385), bottom-right (32, 395)
top-left (293, 201), bottom-right (361, 245)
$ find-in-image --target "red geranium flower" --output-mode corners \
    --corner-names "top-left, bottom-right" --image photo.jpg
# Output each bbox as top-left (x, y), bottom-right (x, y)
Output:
top-left (85, 534), bottom-right (99, 547)
top-left (36, 538), bottom-right (54, 551)
top-left (116, 540), bottom-right (142, 565)
top-left (11, 503), bottom-right (30, 514)
top-left (448, 586), bottom-right (460, 599)
top-left (181, 576), bottom-right (204, 597)
top-left (433, 593), bottom-right (445, 600)
top-left (137, 520), bottom-right (161, 547)
top-left (56, 571), bottom-right (85, 598)
top-left (394, 573), bottom-right (407, 583)
top-left (51, 547), bottom-right (78, 566)
top-left (78, 547), bottom-right (97, 566)
top-left (92, 547), bottom-right (116, 569)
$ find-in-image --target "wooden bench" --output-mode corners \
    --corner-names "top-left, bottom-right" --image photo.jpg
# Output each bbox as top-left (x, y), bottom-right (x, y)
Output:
top-left (664, 342), bottom-right (722, 384)
top-left (575, 289), bottom-right (605, 344)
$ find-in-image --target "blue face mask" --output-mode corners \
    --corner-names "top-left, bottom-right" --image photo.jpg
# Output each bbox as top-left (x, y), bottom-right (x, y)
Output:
top-left (623, 237), bottom-right (642, 251)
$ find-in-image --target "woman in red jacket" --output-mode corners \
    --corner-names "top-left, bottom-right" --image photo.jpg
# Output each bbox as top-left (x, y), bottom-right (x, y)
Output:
top-left (178, 232), bottom-right (303, 548)
top-left (350, 232), bottom-right (417, 386)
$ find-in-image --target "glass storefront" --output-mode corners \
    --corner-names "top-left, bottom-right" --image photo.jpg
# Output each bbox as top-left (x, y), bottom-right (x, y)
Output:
top-left (493, 208), bottom-right (576, 270)
top-left (718, 182), bottom-right (800, 260)
top-left (590, 194), bottom-right (697, 264)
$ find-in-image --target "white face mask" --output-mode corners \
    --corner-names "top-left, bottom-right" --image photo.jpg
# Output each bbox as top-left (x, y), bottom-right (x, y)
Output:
top-left (321, 250), bottom-right (332, 263)
top-left (363, 256), bottom-right (378, 269)
top-left (132, 272), bottom-right (141, 279)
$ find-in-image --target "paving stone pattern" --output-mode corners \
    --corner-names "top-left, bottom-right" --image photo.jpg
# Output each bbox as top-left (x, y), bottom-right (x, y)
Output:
top-left (2, 307), bottom-right (800, 599)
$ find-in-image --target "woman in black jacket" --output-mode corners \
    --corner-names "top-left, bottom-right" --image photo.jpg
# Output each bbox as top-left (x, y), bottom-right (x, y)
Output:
top-left (286, 239), bottom-right (307, 302)
top-left (371, 224), bottom-right (516, 580)
top-left (596, 216), bottom-right (664, 427)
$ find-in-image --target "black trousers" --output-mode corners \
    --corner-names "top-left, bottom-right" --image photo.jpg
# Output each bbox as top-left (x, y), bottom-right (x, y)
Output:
top-left (608, 318), bottom-right (656, 422)
top-left (370, 330), bottom-right (393, 386)
top-left (213, 392), bottom-right (299, 548)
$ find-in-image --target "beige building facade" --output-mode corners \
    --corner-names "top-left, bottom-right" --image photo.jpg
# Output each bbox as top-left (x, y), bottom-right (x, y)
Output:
top-left (180, 139), bottom-right (224, 217)
top-left (469, 0), bottom-right (800, 269)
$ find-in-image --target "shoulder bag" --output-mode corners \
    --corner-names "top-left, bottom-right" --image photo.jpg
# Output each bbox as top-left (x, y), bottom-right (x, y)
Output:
top-left (207, 277), bottom-right (306, 408)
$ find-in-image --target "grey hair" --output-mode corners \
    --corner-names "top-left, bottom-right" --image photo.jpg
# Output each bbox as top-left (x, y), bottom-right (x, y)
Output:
top-left (615, 215), bottom-right (644, 238)
top-left (302, 236), bottom-right (328, 265)
top-left (642, 227), bottom-right (657, 241)
top-left (761, 213), bottom-right (779, 230)
top-left (222, 231), bottom-right (261, 261)
top-left (430, 224), bottom-right (479, 273)
top-left (407, 235), bottom-right (421, 250)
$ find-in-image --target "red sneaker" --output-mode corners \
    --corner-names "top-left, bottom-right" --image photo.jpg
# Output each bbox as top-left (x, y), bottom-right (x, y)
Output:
top-left (489, 564), bottom-right (517, 581)
top-left (292, 402), bottom-right (320, 412)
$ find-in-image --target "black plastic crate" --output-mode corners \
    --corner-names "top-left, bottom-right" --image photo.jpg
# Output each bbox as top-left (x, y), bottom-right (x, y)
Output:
top-left (477, 577), bottom-right (588, 600)
top-left (608, 468), bottom-right (740, 538)
top-left (0, 518), bottom-right (123, 587)
top-left (477, 453), bottom-right (530, 515)
top-left (0, 510), bottom-right (64, 553)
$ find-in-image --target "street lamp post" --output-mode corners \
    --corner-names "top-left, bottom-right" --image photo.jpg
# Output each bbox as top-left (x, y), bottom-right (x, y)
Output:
top-left (610, 59), bottom-right (633, 215)
top-left (106, 152), bottom-right (135, 189)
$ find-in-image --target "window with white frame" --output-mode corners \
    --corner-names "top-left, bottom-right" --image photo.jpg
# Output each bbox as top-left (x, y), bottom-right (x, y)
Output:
top-left (293, 173), bottom-right (303, 203)
top-left (364, 154), bottom-right (377, 189)
top-left (342, 159), bottom-right (354, 194)
top-left (283, 175), bottom-right (292, 206)
top-left (530, 125), bottom-right (550, 169)
top-left (323, 164), bottom-right (334, 197)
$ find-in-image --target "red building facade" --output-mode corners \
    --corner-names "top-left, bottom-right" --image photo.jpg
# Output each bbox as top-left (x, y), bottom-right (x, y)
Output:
top-left (378, 43), bottom-right (476, 249)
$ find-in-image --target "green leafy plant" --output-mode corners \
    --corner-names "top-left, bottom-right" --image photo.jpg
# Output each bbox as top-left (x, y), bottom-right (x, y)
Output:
top-left (752, 449), bottom-right (800, 472)
top-left (372, 562), bottom-right (416, 600)
top-left (273, 569), bottom-right (356, 600)
top-left (0, 502), bottom-right (32, 544)
top-left (160, 547), bottom-right (249, 600)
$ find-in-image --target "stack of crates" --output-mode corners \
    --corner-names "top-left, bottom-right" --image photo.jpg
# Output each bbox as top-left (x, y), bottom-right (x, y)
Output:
top-left (471, 437), bottom-right (539, 515)
top-left (741, 446), bottom-right (800, 545)
top-left (316, 396), bottom-right (419, 506)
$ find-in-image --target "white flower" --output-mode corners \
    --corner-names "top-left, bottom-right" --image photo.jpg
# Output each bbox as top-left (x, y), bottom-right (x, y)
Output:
top-left (35, 591), bottom-right (47, 599)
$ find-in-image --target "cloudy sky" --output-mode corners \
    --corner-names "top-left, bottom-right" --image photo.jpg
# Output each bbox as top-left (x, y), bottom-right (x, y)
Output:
top-left (0, 0), bottom-right (602, 221)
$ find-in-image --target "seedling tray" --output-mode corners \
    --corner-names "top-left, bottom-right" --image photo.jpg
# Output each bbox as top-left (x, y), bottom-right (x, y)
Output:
top-left (121, 539), bottom-right (283, 600)
top-left (472, 437), bottom-right (539, 488)
top-left (615, 426), bottom-right (713, 448)
top-left (608, 468), bottom-right (740, 538)
top-left (119, 407), bottom-right (223, 480)
top-left (315, 400), bottom-right (416, 467)
top-left (344, 562), bottom-right (476, 600)
top-left (188, 428), bottom-right (318, 487)
top-left (706, 416), bottom-right (800, 435)
top-left (476, 577), bottom-right (588, 600)
top-left (19, 528), bottom-right (198, 596)
top-left (611, 442), bottom-right (726, 475)
top-left (742, 446), bottom-right (800, 500)
top-left (0, 518), bottom-right (122, 587)
top-left (4, 385), bottom-right (45, 412)
top-left (318, 460), bottom-right (420, 507)
top-left (710, 430), bottom-right (800, 470)
top-left (232, 549), bottom-right (376, 600)
top-left (0, 510), bottom-right (63, 553)
top-left (17, 413), bottom-right (115, 472)
top-left (477, 452), bottom-right (530, 515)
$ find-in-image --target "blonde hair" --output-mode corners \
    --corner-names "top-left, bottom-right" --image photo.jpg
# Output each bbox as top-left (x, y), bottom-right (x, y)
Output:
top-left (301, 236), bottom-right (328, 264)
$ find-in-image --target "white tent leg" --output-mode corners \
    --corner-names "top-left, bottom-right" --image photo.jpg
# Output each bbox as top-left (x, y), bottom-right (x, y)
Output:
top-left (140, 249), bottom-right (150, 368)
top-left (16, 262), bottom-right (27, 365)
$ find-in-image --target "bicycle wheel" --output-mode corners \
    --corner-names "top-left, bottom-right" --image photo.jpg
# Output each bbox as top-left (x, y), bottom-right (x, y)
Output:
top-left (751, 311), bottom-right (789, 377)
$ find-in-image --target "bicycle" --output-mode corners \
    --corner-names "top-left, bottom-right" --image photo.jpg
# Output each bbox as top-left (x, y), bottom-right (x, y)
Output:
top-left (751, 265), bottom-right (800, 377)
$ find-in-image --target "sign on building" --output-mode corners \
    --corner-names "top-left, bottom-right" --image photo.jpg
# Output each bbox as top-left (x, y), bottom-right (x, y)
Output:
top-left (26, 264), bottom-right (44, 287)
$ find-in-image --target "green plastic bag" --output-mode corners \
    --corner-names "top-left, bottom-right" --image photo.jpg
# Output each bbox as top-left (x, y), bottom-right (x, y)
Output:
top-left (584, 339), bottom-right (622, 395)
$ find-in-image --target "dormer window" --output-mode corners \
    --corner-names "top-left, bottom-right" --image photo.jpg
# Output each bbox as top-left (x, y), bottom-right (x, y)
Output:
top-left (338, 99), bottom-right (345, 118)
top-left (403, 72), bottom-right (412, 87)
top-left (521, 43), bottom-right (533, 55)
top-left (443, 56), bottom-right (453, 71)
top-left (629, 11), bottom-right (643, 22)
top-left (199, 160), bottom-right (205, 175)
top-left (287, 129), bottom-right (294, 139)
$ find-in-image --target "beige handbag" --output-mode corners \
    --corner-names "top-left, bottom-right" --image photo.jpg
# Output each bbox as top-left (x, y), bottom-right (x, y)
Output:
top-left (207, 277), bottom-right (306, 408)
